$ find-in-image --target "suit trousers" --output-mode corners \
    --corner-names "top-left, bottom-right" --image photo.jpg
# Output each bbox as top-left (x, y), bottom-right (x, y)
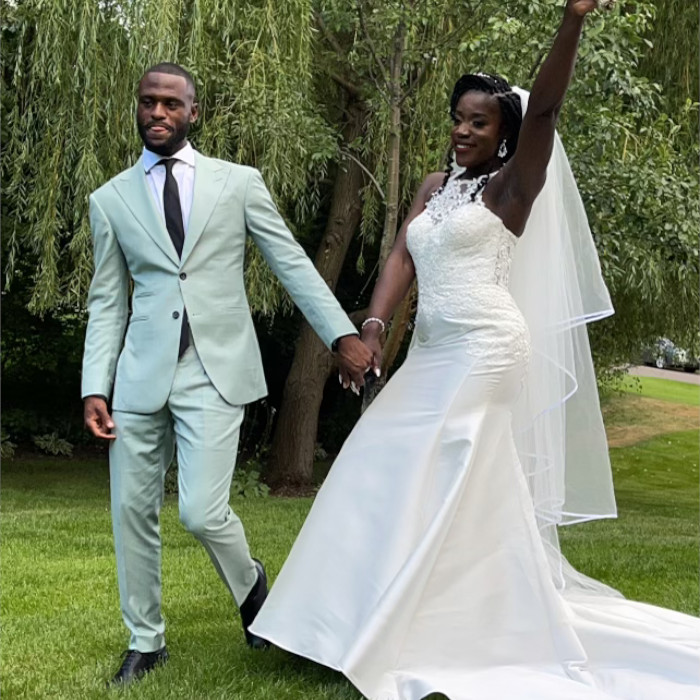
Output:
top-left (109, 341), bottom-right (258, 652)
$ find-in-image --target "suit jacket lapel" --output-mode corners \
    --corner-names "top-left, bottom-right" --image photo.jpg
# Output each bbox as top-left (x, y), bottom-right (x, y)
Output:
top-left (180, 153), bottom-right (227, 265)
top-left (113, 159), bottom-right (180, 265)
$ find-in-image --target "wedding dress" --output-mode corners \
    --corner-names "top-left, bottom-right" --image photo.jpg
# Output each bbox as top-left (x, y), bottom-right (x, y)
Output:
top-left (250, 144), bottom-right (700, 699)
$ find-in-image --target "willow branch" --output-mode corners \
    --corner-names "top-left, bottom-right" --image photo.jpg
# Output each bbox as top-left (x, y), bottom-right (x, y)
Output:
top-left (401, 60), bottom-right (431, 103)
top-left (330, 72), bottom-right (362, 99)
top-left (340, 149), bottom-right (385, 200)
top-left (356, 0), bottom-right (390, 92)
top-left (313, 10), bottom-right (346, 59)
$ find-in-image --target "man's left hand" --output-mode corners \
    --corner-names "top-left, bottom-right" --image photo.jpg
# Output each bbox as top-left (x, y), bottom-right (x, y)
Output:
top-left (335, 335), bottom-right (374, 395)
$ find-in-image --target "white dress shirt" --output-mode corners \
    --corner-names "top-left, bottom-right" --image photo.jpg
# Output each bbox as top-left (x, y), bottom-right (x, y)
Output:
top-left (142, 141), bottom-right (196, 234)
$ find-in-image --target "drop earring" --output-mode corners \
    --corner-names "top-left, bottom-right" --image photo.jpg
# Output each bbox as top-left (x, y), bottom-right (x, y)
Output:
top-left (498, 139), bottom-right (508, 159)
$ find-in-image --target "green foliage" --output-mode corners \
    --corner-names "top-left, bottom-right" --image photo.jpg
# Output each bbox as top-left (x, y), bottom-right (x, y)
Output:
top-left (1, 287), bottom-right (85, 385)
top-left (639, 0), bottom-right (699, 113)
top-left (2, 0), bottom-right (335, 316)
top-left (31, 433), bottom-right (74, 457)
top-left (1, 430), bottom-right (17, 460)
top-left (232, 459), bottom-right (271, 498)
top-left (558, 5), bottom-right (699, 369)
top-left (483, 1), bottom-right (699, 371)
top-left (165, 457), bottom-right (270, 498)
top-left (313, 1), bottom-right (698, 375)
top-left (2, 0), bottom-right (697, 403)
top-left (1, 406), bottom-right (90, 449)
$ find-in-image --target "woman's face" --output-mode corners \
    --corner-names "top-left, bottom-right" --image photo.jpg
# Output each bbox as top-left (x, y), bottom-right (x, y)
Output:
top-left (451, 91), bottom-right (503, 174)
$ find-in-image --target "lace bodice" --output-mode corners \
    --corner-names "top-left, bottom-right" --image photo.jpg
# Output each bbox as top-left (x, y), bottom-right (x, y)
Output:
top-left (406, 177), bottom-right (530, 364)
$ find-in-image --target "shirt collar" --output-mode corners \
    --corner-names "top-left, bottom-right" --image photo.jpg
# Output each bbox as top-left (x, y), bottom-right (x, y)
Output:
top-left (142, 141), bottom-right (195, 173)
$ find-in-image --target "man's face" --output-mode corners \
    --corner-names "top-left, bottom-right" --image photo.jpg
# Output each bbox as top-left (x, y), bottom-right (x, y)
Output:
top-left (136, 72), bottom-right (198, 156)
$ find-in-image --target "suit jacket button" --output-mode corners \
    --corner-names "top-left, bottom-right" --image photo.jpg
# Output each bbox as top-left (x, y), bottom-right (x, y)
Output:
top-left (172, 311), bottom-right (180, 319)
top-left (179, 272), bottom-right (187, 280)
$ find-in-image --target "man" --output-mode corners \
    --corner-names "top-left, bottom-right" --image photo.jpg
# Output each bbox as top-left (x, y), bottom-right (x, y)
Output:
top-left (82, 62), bottom-right (372, 686)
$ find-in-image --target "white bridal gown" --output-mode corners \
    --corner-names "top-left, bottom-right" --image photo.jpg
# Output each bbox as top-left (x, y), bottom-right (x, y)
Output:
top-left (250, 181), bottom-right (700, 699)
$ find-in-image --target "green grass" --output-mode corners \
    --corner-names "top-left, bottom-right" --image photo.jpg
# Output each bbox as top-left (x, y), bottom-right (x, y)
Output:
top-left (3, 376), bottom-right (698, 698)
top-left (619, 374), bottom-right (700, 405)
top-left (560, 430), bottom-right (699, 613)
top-left (2, 459), bottom-right (360, 700)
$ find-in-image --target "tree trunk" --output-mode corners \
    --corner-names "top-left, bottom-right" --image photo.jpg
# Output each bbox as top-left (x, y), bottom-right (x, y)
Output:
top-left (267, 100), bottom-right (367, 487)
top-left (361, 25), bottom-right (408, 412)
top-left (377, 26), bottom-right (405, 271)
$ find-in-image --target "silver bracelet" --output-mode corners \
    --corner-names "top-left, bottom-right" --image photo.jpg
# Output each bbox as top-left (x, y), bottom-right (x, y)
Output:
top-left (361, 317), bottom-right (386, 333)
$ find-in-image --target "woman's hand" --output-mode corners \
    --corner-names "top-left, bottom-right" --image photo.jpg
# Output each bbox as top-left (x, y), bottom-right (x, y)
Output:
top-left (361, 329), bottom-right (384, 379)
top-left (567, 0), bottom-right (605, 16)
top-left (336, 335), bottom-right (374, 395)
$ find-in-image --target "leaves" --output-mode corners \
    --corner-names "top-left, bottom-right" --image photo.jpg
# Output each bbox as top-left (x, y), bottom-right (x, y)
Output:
top-left (3, 0), bottom-right (697, 374)
top-left (2, 0), bottom-right (333, 315)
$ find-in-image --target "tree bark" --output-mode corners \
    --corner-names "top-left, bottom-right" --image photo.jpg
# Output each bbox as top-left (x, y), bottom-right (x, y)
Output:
top-left (361, 25), bottom-right (408, 412)
top-left (267, 100), bottom-right (367, 487)
top-left (377, 25), bottom-right (405, 271)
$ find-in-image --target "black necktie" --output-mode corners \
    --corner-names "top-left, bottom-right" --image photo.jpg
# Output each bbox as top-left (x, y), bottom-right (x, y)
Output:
top-left (159, 158), bottom-right (189, 357)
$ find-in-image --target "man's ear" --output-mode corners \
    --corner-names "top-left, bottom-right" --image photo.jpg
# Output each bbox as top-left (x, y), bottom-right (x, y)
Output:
top-left (190, 102), bottom-right (199, 123)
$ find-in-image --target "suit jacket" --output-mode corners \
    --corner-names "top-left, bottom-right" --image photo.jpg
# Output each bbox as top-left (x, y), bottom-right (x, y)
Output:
top-left (81, 152), bottom-right (357, 413)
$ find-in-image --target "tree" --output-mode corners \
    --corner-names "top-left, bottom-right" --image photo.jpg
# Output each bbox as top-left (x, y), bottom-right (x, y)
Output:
top-left (2, 0), bottom-right (336, 315)
top-left (639, 0), bottom-right (699, 114)
top-left (1, 0), bottom-right (338, 448)
top-left (562, 3), bottom-right (699, 369)
top-left (269, 0), bottom-right (699, 484)
top-left (267, 0), bottom-right (499, 485)
top-left (3, 0), bottom-right (696, 480)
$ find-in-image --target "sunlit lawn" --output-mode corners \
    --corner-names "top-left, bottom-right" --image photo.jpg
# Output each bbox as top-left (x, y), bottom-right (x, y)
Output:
top-left (2, 458), bottom-right (361, 700)
top-left (619, 373), bottom-right (700, 405)
top-left (2, 375), bottom-right (697, 699)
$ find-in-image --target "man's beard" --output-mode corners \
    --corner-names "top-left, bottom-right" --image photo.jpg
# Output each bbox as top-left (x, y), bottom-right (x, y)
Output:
top-left (137, 120), bottom-right (190, 156)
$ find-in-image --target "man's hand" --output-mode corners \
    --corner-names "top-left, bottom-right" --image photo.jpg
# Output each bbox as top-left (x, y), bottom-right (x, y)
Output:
top-left (84, 396), bottom-right (116, 440)
top-left (335, 335), bottom-right (374, 395)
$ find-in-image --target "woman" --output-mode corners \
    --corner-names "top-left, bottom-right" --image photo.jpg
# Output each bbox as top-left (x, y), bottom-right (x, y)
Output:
top-left (251, 1), bottom-right (700, 698)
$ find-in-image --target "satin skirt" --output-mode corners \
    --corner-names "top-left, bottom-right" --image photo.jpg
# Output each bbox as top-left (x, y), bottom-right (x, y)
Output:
top-left (251, 337), bottom-right (700, 699)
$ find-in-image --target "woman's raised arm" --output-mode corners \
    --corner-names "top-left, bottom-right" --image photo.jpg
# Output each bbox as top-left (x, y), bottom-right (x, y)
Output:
top-left (493, 1), bottom-right (600, 233)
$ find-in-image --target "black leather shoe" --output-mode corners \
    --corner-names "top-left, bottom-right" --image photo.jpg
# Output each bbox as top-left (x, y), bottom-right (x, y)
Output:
top-left (107, 647), bottom-right (168, 687)
top-left (239, 558), bottom-right (270, 649)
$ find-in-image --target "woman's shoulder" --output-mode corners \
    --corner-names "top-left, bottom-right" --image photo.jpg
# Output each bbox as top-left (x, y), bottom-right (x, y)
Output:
top-left (416, 171), bottom-right (446, 206)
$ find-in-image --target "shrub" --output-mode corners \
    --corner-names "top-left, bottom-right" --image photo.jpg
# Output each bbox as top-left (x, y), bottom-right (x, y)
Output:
top-left (1, 431), bottom-right (17, 460)
top-left (32, 433), bottom-right (74, 457)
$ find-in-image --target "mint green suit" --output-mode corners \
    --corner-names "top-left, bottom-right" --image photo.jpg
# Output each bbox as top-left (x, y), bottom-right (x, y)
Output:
top-left (81, 152), bottom-right (356, 651)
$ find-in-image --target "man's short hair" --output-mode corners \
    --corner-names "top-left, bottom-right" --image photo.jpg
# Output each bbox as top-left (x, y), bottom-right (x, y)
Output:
top-left (141, 62), bottom-right (196, 97)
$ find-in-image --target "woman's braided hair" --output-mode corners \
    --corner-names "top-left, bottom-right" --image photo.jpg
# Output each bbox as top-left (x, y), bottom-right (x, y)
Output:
top-left (439, 72), bottom-right (523, 194)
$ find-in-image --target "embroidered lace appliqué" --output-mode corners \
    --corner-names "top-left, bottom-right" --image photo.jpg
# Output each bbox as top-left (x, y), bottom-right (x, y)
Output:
top-left (425, 174), bottom-right (491, 225)
top-left (494, 237), bottom-right (513, 288)
top-left (406, 177), bottom-right (530, 366)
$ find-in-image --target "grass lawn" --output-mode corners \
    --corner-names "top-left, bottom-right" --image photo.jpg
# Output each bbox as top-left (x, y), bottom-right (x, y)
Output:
top-left (2, 375), bottom-right (698, 699)
top-left (559, 430), bottom-right (698, 613)
top-left (2, 458), bottom-right (361, 700)
top-left (618, 374), bottom-right (700, 406)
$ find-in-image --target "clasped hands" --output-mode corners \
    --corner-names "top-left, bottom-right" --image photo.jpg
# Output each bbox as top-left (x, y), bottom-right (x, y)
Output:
top-left (335, 334), bottom-right (381, 396)
top-left (84, 335), bottom-right (381, 439)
